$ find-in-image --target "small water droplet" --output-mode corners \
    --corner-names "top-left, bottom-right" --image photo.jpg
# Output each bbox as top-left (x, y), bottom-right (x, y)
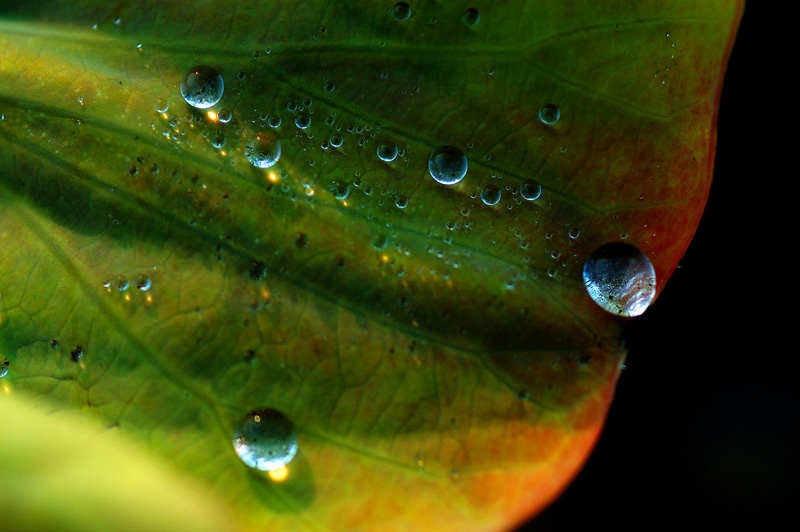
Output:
top-left (323, 81), bottom-right (335, 93)
top-left (114, 275), bottom-right (129, 291)
top-left (231, 408), bottom-right (298, 471)
top-left (392, 2), bottom-right (411, 21)
top-left (462, 8), bottom-right (480, 26)
top-left (568, 228), bottom-right (581, 239)
top-left (480, 184), bottom-right (501, 205)
top-left (582, 242), bottom-right (656, 317)
top-left (217, 108), bottom-right (232, 123)
top-left (70, 346), bottom-right (84, 362)
top-left (330, 181), bottom-right (350, 199)
top-left (329, 134), bottom-right (343, 148)
top-left (153, 98), bottom-right (169, 113)
top-left (538, 103), bottom-right (560, 125)
top-left (267, 115), bottom-right (281, 128)
top-left (245, 131), bottom-right (281, 169)
top-left (180, 66), bottom-right (224, 109)
top-left (519, 180), bottom-right (542, 201)
top-left (0, 355), bottom-right (9, 378)
top-left (428, 146), bottom-right (468, 185)
top-left (377, 142), bottom-right (398, 162)
top-left (372, 234), bottom-right (388, 250)
top-left (136, 275), bottom-right (152, 291)
top-left (395, 195), bottom-right (408, 209)
top-left (294, 114), bottom-right (311, 129)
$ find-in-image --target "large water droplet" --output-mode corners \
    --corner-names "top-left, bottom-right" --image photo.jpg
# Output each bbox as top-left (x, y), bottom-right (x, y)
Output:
top-left (180, 66), bottom-right (224, 109)
top-left (519, 180), bottom-right (542, 201)
top-left (377, 143), bottom-right (398, 162)
top-left (582, 242), bottom-right (656, 317)
top-left (245, 132), bottom-right (281, 169)
top-left (232, 408), bottom-right (298, 471)
top-left (428, 146), bottom-right (468, 185)
top-left (480, 184), bottom-right (501, 205)
top-left (463, 8), bottom-right (480, 26)
top-left (392, 2), bottom-right (411, 21)
top-left (538, 103), bottom-right (560, 125)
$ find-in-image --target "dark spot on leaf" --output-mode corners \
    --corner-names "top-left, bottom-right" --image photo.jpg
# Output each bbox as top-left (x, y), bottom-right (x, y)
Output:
top-left (70, 346), bottom-right (84, 362)
top-left (248, 261), bottom-right (267, 280)
top-left (294, 233), bottom-right (308, 248)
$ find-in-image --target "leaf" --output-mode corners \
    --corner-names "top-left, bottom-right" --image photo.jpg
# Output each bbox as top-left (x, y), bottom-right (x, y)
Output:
top-left (0, 1), bottom-right (741, 531)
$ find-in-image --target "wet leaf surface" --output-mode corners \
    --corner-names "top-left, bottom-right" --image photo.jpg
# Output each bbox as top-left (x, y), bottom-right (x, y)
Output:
top-left (0, 1), bottom-right (741, 530)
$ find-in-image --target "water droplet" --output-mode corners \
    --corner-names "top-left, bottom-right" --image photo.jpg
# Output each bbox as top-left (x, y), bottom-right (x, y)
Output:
top-left (462, 8), bottom-right (480, 26)
top-left (0, 355), bottom-right (9, 378)
top-left (538, 103), bottom-right (560, 125)
top-left (582, 242), bottom-right (656, 317)
top-left (392, 2), bottom-right (411, 21)
top-left (330, 181), bottom-right (350, 199)
top-left (217, 108), bottom-right (232, 123)
top-left (372, 234), bottom-right (388, 250)
top-left (248, 261), bottom-right (267, 280)
top-left (210, 131), bottom-right (226, 148)
top-left (50, 339), bottom-right (60, 349)
top-left (136, 275), bottom-right (152, 291)
top-left (70, 346), bottom-right (84, 362)
top-left (180, 66), bottom-right (224, 109)
top-left (395, 195), bottom-right (408, 209)
top-left (480, 184), bottom-right (501, 206)
top-left (329, 134), bottom-right (343, 148)
top-left (245, 132), bottom-right (281, 169)
top-left (519, 180), bottom-right (542, 201)
top-left (267, 115), bottom-right (281, 128)
top-left (428, 146), bottom-right (468, 185)
top-left (153, 98), bottom-right (169, 113)
top-left (568, 228), bottom-right (581, 239)
top-left (323, 82), bottom-right (335, 93)
top-left (377, 142), bottom-right (398, 162)
top-left (231, 408), bottom-right (298, 471)
top-left (294, 114), bottom-right (311, 129)
top-left (114, 275), bottom-right (129, 291)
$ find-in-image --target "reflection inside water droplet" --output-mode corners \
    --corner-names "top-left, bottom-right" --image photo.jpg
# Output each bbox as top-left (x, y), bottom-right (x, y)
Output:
top-left (245, 132), bottom-right (281, 168)
top-left (428, 146), bottom-right (468, 185)
top-left (582, 242), bottom-right (656, 317)
top-left (232, 408), bottom-right (298, 471)
top-left (180, 66), bottom-right (224, 109)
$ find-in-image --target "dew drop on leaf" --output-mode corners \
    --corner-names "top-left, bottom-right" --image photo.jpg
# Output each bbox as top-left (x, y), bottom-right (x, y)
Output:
top-left (428, 146), bottom-right (468, 185)
top-left (70, 346), bottom-right (84, 362)
top-left (217, 108), bottom-right (232, 123)
top-left (392, 2), bottom-right (411, 21)
top-left (538, 103), bottom-right (561, 125)
top-left (395, 195), bottom-right (408, 209)
top-left (180, 65), bottom-right (224, 109)
top-left (244, 132), bottom-right (281, 169)
top-left (267, 115), bottom-right (281, 128)
top-left (294, 113), bottom-right (311, 129)
top-left (329, 134), bottom-right (343, 148)
top-left (231, 408), bottom-right (298, 471)
top-left (0, 355), bottom-right (9, 378)
top-left (153, 98), bottom-right (169, 113)
top-left (519, 180), bottom-right (542, 201)
top-left (136, 274), bottom-right (152, 291)
top-left (480, 184), bottom-right (501, 205)
top-left (582, 242), bottom-right (656, 317)
top-left (114, 275), bottom-right (129, 291)
top-left (330, 181), bottom-right (350, 200)
top-left (463, 8), bottom-right (480, 26)
top-left (377, 142), bottom-right (398, 162)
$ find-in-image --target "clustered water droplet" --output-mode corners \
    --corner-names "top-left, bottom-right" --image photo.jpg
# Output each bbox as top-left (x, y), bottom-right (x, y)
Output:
top-left (180, 66), bottom-right (224, 109)
top-left (582, 242), bottom-right (656, 317)
top-left (519, 180), bottom-right (542, 201)
top-left (428, 146), bottom-right (468, 185)
top-left (245, 131), bottom-right (281, 169)
top-left (232, 408), bottom-right (298, 471)
top-left (480, 184), bottom-right (501, 205)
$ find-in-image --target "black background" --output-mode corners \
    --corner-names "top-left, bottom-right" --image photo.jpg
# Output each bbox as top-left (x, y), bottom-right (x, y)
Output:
top-left (522, 5), bottom-right (797, 531)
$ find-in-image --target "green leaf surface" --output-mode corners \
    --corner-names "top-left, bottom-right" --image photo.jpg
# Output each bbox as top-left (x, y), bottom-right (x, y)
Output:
top-left (0, 1), bottom-right (741, 531)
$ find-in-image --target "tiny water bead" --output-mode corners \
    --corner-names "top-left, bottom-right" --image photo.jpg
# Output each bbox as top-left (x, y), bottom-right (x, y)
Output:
top-left (395, 195), bottom-right (408, 209)
top-left (245, 132), bottom-right (281, 169)
top-left (463, 8), bottom-right (480, 26)
top-left (377, 142), bottom-right (398, 162)
top-left (392, 2), bottom-right (411, 21)
top-left (480, 184), bottom-right (501, 206)
top-left (153, 98), bottom-right (169, 113)
top-left (0, 355), bottom-right (9, 378)
top-left (294, 113), bottom-right (311, 129)
top-left (582, 242), bottom-right (656, 317)
top-left (329, 134), bottom-right (343, 148)
top-left (428, 146), bottom-right (468, 185)
top-left (217, 108), bottom-right (232, 123)
top-left (538, 103), bottom-right (560, 125)
top-left (330, 181), bottom-right (350, 200)
top-left (114, 275), bottom-right (129, 291)
top-left (180, 66), bottom-right (224, 109)
top-left (136, 275), bottom-right (152, 291)
top-left (519, 180), bottom-right (542, 201)
top-left (267, 115), bottom-right (281, 128)
top-left (232, 408), bottom-right (298, 471)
